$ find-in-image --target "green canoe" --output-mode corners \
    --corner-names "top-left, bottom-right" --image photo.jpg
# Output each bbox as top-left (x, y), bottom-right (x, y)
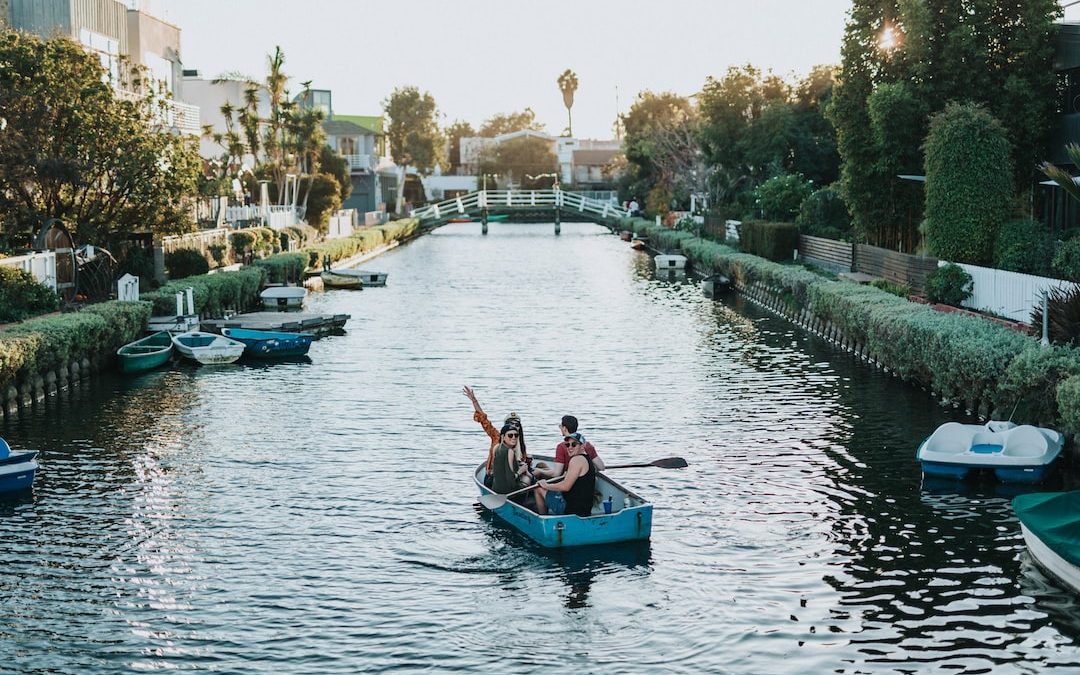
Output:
top-left (117, 331), bottom-right (173, 374)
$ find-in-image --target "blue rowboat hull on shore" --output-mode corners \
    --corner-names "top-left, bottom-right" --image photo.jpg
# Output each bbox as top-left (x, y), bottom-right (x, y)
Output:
top-left (473, 458), bottom-right (653, 548)
top-left (0, 450), bottom-right (38, 494)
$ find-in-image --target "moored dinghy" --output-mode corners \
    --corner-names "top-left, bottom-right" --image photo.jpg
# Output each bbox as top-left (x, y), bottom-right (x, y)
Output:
top-left (117, 331), bottom-right (173, 373)
top-left (1013, 491), bottom-right (1080, 595)
top-left (916, 420), bottom-right (1063, 484)
top-left (474, 455), bottom-right (653, 548)
top-left (260, 286), bottom-right (307, 309)
top-left (221, 327), bottom-right (314, 358)
top-left (348, 269), bottom-right (388, 287)
top-left (0, 438), bottom-right (38, 494)
top-left (171, 330), bottom-right (246, 365)
top-left (320, 269), bottom-right (364, 289)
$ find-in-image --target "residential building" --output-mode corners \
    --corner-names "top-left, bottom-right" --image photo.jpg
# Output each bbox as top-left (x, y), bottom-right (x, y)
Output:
top-left (1047, 21), bottom-right (1080, 234)
top-left (184, 71), bottom-right (271, 163)
top-left (6, 0), bottom-right (198, 135)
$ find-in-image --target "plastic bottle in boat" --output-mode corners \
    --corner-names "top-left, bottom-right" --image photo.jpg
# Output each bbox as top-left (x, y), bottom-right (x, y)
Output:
top-left (623, 496), bottom-right (631, 510)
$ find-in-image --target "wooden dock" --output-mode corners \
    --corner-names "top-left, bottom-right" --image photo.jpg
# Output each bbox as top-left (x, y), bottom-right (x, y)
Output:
top-left (201, 311), bottom-right (351, 336)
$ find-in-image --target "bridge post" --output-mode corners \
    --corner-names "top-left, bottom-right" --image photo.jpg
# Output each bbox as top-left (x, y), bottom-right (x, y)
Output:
top-left (554, 207), bottom-right (560, 235)
top-left (481, 208), bottom-right (488, 235)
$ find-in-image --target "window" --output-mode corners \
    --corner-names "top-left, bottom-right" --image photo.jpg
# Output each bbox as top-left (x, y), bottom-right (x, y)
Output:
top-left (79, 28), bottom-right (120, 84)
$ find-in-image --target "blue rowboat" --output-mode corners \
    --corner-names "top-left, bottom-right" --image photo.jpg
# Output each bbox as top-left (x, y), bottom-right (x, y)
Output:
top-left (0, 438), bottom-right (38, 494)
top-left (916, 420), bottom-right (1063, 484)
top-left (474, 456), bottom-right (653, 548)
top-left (220, 328), bottom-right (314, 359)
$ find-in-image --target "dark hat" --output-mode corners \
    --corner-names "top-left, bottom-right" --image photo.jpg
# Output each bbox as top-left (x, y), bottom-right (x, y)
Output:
top-left (564, 432), bottom-right (586, 445)
top-left (500, 422), bottom-right (518, 436)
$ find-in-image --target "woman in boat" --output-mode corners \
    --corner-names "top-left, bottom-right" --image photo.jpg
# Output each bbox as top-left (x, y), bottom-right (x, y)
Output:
top-left (462, 385), bottom-right (532, 487)
top-left (490, 422), bottom-right (535, 498)
top-left (534, 432), bottom-right (596, 517)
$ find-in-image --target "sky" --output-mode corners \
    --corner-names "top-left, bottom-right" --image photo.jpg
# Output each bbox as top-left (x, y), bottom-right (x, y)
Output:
top-left (148, 0), bottom-right (852, 139)
top-left (148, 0), bottom-right (1080, 140)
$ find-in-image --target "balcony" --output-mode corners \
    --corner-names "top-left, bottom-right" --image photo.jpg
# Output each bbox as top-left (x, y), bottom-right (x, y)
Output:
top-left (346, 154), bottom-right (375, 172)
top-left (164, 99), bottom-right (201, 136)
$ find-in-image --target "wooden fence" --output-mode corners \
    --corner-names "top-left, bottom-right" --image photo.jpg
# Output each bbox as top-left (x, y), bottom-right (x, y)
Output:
top-left (798, 235), bottom-right (853, 274)
top-left (854, 244), bottom-right (939, 294)
top-left (797, 236), bottom-right (939, 294)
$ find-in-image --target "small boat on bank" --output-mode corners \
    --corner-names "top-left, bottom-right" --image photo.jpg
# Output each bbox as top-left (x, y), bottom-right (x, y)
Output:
top-left (630, 233), bottom-right (648, 250)
top-left (473, 456), bottom-right (653, 548)
top-left (328, 265), bottom-right (393, 287)
top-left (487, 214), bottom-right (509, 223)
top-left (260, 286), bottom-right (306, 309)
top-left (171, 331), bottom-right (246, 365)
top-left (916, 420), bottom-right (1063, 484)
top-left (448, 215), bottom-right (473, 223)
top-left (0, 438), bottom-right (38, 494)
top-left (117, 331), bottom-right (173, 373)
top-left (1014, 491), bottom-right (1080, 595)
top-left (221, 327), bottom-right (314, 359)
top-left (320, 270), bottom-right (363, 289)
top-left (620, 230), bottom-right (633, 242)
top-left (655, 254), bottom-right (687, 270)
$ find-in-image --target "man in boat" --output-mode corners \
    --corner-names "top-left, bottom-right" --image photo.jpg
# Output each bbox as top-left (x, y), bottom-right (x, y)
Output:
top-left (534, 415), bottom-right (605, 481)
top-left (462, 385), bottom-right (533, 488)
top-left (534, 433), bottom-right (597, 517)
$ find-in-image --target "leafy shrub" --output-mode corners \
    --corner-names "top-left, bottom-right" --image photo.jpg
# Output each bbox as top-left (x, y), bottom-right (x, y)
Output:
top-left (993, 219), bottom-right (1053, 276)
top-left (924, 263), bottom-right (973, 306)
top-left (754, 174), bottom-right (813, 222)
top-left (1052, 237), bottom-right (1080, 282)
top-left (645, 186), bottom-right (672, 219)
top-left (999, 346), bottom-right (1080, 428)
top-left (796, 186), bottom-right (851, 240)
top-left (230, 230), bottom-right (257, 253)
top-left (737, 221), bottom-right (800, 261)
top-left (1056, 374), bottom-right (1080, 437)
top-left (870, 278), bottom-right (911, 298)
top-left (923, 103), bottom-right (1012, 265)
top-left (254, 252), bottom-right (308, 284)
top-left (208, 244), bottom-right (229, 267)
top-left (164, 249), bottom-right (210, 279)
top-left (0, 267), bottom-right (60, 322)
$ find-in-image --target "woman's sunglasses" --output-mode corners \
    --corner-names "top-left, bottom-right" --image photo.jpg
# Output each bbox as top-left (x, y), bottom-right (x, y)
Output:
top-left (505, 432), bottom-right (519, 439)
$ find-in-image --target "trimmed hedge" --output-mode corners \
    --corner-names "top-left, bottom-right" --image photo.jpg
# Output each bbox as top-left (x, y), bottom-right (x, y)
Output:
top-left (622, 216), bottom-right (1080, 435)
top-left (164, 248), bottom-right (210, 279)
top-left (254, 252), bottom-right (307, 284)
top-left (736, 221), bottom-right (800, 262)
top-left (142, 267), bottom-right (265, 317)
top-left (0, 300), bottom-right (150, 384)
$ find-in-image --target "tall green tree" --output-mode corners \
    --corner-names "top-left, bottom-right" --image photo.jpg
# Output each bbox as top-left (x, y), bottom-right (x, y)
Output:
top-left (383, 86), bottom-right (444, 173)
top-left (444, 120), bottom-right (475, 173)
top-left (831, 0), bottom-right (1060, 249)
top-left (924, 102), bottom-right (1013, 264)
top-left (0, 30), bottom-right (200, 245)
top-left (478, 136), bottom-right (557, 189)
top-left (620, 91), bottom-right (693, 200)
top-left (478, 109), bottom-right (545, 137)
top-left (557, 69), bottom-right (578, 137)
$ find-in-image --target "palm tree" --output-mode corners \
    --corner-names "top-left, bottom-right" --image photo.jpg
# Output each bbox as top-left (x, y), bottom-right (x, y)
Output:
top-left (557, 69), bottom-right (578, 137)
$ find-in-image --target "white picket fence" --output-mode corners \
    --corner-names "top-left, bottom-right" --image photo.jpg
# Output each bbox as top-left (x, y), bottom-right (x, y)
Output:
top-left (950, 261), bottom-right (1080, 322)
top-left (0, 251), bottom-right (58, 291)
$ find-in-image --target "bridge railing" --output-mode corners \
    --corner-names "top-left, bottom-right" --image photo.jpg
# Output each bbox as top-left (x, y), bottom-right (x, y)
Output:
top-left (412, 190), bottom-right (629, 222)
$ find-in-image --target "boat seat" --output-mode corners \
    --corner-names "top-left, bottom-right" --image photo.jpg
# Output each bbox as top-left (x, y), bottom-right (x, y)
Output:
top-left (924, 422), bottom-right (974, 456)
top-left (970, 430), bottom-right (1004, 453)
top-left (1003, 425), bottom-right (1049, 458)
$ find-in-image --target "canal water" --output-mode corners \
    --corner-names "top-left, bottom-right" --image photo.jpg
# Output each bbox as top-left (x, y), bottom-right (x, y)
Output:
top-left (2, 222), bottom-right (1080, 673)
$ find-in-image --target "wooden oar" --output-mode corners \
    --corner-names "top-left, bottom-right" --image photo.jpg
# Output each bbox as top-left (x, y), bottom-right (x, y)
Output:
top-left (480, 483), bottom-right (543, 510)
top-left (603, 457), bottom-right (688, 469)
